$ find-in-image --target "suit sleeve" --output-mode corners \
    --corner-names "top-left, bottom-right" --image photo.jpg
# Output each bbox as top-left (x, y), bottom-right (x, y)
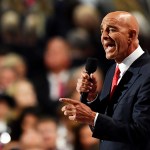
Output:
top-left (92, 76), bottom-right (150, 144)
top-left (86, 95), bottom-right (108, 114)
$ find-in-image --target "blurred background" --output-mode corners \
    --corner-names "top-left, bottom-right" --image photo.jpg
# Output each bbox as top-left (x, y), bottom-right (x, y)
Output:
top-left (0, 0), bottom-right (150, 149)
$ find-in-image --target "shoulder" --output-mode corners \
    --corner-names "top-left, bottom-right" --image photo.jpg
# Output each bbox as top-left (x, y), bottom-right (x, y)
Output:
top-left (139, 52), bottom-right (150, 73)
top-left (130, 52), bottom-right (150, 74)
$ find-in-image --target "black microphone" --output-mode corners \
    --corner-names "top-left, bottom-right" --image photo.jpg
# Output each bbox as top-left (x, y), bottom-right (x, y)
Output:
top-left (80, 57), bottom-right (98, 103)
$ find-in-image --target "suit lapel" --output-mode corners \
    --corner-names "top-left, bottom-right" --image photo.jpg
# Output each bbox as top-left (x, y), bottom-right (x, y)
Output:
top-left (100, 52), bottom-right (149, 116)
top-left (113, 71), bottom-right (141, 111)
top-left (111, 53), bottom-right (146, 111)
top-left (101, 63), bottom-right (141, 104)
top-left (100, 64), bottom-right (115, 101)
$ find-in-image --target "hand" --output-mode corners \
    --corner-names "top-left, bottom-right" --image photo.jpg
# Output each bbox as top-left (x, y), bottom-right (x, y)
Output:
top-left (60, 98), bottom-right (96, 125)
top-left (76, 71), bottom-right (98, 101)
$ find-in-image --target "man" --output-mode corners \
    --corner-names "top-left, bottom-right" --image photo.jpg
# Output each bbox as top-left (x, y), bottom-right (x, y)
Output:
top-left (32, 37), bottom-right (72, 116)
top-left (37, 117), bottom-right (58, 150)
top-left (60, 11), bottom-right (150, 150)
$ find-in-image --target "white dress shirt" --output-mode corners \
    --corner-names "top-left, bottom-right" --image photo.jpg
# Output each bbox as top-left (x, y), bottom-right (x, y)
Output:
top-left (117, 45), bottom-right (144, 83)
top-left (94, 45), bottom-right (144, 125)
top-left (47, 70), bottom-right (70, 101)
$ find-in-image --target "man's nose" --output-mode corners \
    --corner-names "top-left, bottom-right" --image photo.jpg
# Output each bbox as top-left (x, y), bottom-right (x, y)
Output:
top-left (101, 31), bottom-right (109, 40)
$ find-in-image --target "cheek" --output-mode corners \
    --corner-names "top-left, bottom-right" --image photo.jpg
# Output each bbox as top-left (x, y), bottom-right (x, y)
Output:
top-left (109, 33), bottom-right (128, 46)
top-left (100, 36), bottom-right (103, 43)
top-left (109, 33), bottom-right (120, 42)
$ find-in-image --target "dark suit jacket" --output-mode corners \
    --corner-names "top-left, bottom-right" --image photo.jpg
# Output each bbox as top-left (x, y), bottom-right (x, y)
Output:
top-left (31, 73), bottom-right (60, 116)
top-left (88, 52), bottom-right (150, 150)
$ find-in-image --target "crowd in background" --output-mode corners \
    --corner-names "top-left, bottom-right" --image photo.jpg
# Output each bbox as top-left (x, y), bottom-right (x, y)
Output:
top-left (0, 0), bottom-right (150, 149)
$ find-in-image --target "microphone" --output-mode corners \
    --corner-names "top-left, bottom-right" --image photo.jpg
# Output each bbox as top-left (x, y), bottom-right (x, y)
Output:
top-left (80, 57), bottom-right (98, 103)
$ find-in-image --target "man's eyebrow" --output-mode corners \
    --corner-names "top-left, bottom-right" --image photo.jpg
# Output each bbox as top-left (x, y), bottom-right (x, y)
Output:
top-left (108, 25), bottom-right (117, 29)
top-left (100, 25), bottom-right (117, 30)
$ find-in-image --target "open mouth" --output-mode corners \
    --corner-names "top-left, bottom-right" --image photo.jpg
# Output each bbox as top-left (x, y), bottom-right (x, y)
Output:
top-left (104, 42), bottom-right (116, 52)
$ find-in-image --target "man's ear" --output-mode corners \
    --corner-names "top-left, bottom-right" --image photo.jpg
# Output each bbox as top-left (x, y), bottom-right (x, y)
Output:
top-left (129, 29), bottom-right (137, 39)
top-left (128, 29), bottom-right (137, 44)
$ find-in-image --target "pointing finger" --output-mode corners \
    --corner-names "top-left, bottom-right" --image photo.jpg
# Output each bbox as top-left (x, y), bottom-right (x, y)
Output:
top-left (59, 98), bottom-right (79, 105)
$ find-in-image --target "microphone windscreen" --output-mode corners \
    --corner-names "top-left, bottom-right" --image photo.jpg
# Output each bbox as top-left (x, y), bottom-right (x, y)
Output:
top-left (85, 58), bottom-right (98, 74)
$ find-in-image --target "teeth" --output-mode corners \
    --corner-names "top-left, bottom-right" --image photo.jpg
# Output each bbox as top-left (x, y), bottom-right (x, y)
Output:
top-left (106, 46), bottom-right (115, 52)
top-left (108, 43), bottom-right (115, 47)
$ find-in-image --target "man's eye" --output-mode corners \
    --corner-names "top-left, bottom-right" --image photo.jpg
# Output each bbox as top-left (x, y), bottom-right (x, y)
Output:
top-left (109, 28), bottom-right (116, 32)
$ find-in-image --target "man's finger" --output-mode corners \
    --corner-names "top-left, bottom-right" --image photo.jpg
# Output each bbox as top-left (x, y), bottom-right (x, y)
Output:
top-left (69, 115), bottom-right (76, 121)
top-left (61, 106), bottom-right (66, 111)
top-left (59, 98), bottom-right (79, 105)
top-left (64, 110), bottom-right (76, 116)
top-left (90, 74), bottom-right (97, 83)
top-left (61, 104), bottom-right (75, 112)
top-left (81, 72), bottom-right (90, 79)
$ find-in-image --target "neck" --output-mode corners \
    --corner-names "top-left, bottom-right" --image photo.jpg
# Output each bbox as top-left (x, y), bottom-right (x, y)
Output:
top-left (115, 43), bottom-right (139, 64)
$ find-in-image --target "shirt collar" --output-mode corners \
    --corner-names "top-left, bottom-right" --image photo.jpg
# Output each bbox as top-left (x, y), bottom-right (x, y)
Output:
top-left (47, 70), bottom-right (70, 83)
top-left (117, 45), bottom-right (144, 76)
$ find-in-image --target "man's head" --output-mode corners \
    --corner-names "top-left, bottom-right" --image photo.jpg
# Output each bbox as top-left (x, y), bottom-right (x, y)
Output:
top-left (44, 37), bottom-right (71, 73)
top-left (37, 117), bottom-right (58, 150)
top-left (101, 11), bottom-right (139, 63)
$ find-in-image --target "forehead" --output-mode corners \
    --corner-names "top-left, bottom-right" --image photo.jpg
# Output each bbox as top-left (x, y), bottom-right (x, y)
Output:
top-left (101, 14), bottom-right (126, 28)
top-left (101, 19), bottom-right (117, 29)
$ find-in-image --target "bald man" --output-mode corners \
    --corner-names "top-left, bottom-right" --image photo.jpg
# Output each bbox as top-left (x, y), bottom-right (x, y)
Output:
top-left (60, 11), bottom-right (150, 150)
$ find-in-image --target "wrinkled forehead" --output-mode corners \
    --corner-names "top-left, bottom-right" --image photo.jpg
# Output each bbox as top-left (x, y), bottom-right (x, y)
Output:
top-left (101, 13), bottom-right (129, 28)
top-left (101, 17), bottom-right (118, 27)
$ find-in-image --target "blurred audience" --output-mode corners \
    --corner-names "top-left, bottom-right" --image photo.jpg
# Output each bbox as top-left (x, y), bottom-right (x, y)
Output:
top-left (56, 113), bottom-right (75, 150)
top-left (0, 94), bottom-right (15, 142)
top-left (0, 67), bottom-right (18, 93)
top-left (37, 117), bottom-right (59, 150)
top-left (0, 51), bottom-right (8, 69)
top-left (0, 94), bottom-right (15, 122)
top-left (74, 124), bottom-right (99, 150)
top-left (32, 37), bottom-right (74, 116)
top-left (37, 116), bottom-right (74, 150)
top-left (23, 12), bottom-right (46, 39)
top-left (0, 94), bottom-right (16, 148)
top-left (67, 27), bottom-right (101, 67)
top-left (9, 107), bottom-right (40, 141)
top-left (20, 128), bottom-right (44, 150)
top-left (3, 141), bottom-right (21, 150)
top-left (1, 53), bottom-right (27, 79)
top-left (0, 10), bottom-right (21, 46)
top-left (70, 4), bottom-right (111, 73)
top-left (73, 4), bottom-right (99, 31)
top-left (19, 107), bottom-right (40, 132)
top-left (6, 79), bottom-right (38, 118)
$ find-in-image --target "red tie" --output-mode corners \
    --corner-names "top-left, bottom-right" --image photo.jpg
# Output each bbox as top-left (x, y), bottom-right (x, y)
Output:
top-left (110, 66), bottom-right (120, 98)
top-left (58, 81), bottom-right (64, 97)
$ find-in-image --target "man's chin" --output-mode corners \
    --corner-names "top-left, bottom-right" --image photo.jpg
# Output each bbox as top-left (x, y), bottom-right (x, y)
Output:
top-left (105, 54), bottom-right (115, 60)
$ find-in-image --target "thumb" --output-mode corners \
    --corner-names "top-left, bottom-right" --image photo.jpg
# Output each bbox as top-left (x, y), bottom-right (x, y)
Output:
top-left (90, 73), bottom-right (93, 78)
top-left (90, 74), bottom-right (97, 83)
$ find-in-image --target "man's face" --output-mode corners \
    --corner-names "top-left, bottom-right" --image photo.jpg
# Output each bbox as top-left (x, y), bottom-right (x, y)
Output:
top-left (101, 13), bottom-right (131, 63)
top-left (37, 121), bottom-right (57, 149)
top-left (44, 39), bottom-right (71, 71)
